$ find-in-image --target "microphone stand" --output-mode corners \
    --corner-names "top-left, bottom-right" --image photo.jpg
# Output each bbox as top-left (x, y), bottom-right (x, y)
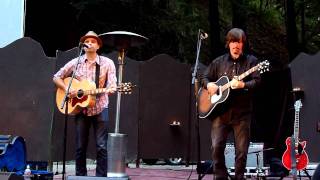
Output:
top-left (59, 45), bottom-right (84, 180)
top-left (192, 29), bottom-right (205, 180)
top-left (247, 148), bottom-right (274, 178)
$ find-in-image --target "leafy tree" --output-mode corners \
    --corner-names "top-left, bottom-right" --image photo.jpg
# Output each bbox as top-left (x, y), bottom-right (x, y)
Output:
top-left (25, 0), bottom-right (319, 63)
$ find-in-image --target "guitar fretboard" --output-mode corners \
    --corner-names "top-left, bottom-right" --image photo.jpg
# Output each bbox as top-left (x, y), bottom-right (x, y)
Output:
top-left (294, 110), bottom-right (300, 143)
top-left (221, 65), bottom-right (259, 92)
top-left (83, 88), bottom-right (111, 96)
top-left (293, 100), bottom-right (302, 143)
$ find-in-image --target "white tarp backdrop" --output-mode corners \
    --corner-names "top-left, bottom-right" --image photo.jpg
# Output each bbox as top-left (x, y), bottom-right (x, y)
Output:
top-left (0, 0), bottom-right (25, 48)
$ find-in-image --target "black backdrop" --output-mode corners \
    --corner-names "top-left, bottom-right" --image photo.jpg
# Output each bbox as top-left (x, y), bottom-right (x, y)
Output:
top-left (0, 38), bottom-right (318, 166)
top-left (290, 52), bottom-right (320, 162)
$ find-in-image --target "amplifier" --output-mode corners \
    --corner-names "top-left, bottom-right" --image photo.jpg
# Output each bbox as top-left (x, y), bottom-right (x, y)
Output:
top-left (225, 142), bottom-right (264, 168)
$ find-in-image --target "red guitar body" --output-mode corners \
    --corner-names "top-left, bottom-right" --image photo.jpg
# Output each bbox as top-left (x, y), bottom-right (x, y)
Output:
top-left (282, 137), bottom-right (309, 170)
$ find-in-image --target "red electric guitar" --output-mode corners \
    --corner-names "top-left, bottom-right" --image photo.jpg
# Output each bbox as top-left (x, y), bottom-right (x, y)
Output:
top-left (282, 99), bottom-right (309, 171)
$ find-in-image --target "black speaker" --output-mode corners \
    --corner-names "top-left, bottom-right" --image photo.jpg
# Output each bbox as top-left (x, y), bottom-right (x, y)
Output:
top-left (67, 176), bottom-right (129, 180)
top-left (0, 173), bottom-right (23, 180)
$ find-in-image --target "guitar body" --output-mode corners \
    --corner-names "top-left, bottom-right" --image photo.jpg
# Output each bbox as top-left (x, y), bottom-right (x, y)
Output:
top-left (197, 60), bottom-right (270, 118)
top-left (198, 76), bottom-right (230, 118)
top-left (56, 77), bottom-right (96, 115)
top-left (282, 137), bottom-right (309, 170)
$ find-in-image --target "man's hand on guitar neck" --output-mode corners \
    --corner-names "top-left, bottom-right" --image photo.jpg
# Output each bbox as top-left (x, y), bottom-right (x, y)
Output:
top-left (230, 77), bottom-right (245, 89)
top-left (108, 86), bottom-right (117, 94)
top-left (207, 82), bottom-right (219, 96)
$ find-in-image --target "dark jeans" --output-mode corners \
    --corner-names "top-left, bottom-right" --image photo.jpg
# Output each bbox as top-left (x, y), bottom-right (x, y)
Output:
top-left (211, 115), bottom-right (251, 180)
top-left (75, 108), bottom-right (109, 177)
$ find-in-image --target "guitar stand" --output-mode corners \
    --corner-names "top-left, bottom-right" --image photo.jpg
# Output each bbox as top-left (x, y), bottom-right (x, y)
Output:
top-left (298, 168), bottom-right (311, 180)
top-left (254, 152), bottom-right (265, 179)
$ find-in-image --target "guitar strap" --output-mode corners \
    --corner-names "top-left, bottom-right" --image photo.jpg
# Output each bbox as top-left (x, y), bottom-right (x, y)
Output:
top-left (95, 56), bottom-right (100, 88)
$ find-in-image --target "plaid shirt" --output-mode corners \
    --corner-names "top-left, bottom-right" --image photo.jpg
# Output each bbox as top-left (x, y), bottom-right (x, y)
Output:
top-left (54, 55), bottom-right (117, 116)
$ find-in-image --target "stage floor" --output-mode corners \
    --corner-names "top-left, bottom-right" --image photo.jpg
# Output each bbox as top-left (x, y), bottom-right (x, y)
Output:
top-left (51, 162), bottom-right (315, 180)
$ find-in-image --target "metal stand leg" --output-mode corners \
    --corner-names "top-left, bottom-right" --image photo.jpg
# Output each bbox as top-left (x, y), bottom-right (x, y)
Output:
top-left (107, 50), bottom-right (129, 178)
top-left (255, 152), bottom-right (265, 179)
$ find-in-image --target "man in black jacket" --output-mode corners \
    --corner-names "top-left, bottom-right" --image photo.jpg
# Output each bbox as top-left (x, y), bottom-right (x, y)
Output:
top-left (201, 28), bottom-right (261, 180)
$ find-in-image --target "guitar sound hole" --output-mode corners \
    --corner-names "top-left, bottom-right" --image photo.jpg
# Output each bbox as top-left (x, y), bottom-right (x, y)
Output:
top-left (77, 89), bottom-right (84, 99)
top-left (216, 89), bottom-right (221, 95)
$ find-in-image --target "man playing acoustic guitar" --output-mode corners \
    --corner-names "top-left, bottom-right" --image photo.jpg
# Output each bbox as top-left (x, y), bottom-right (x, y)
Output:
top-left (201, 28), bottom-right (261, 180)
top-left (53, 31), bottom-right (117, 177)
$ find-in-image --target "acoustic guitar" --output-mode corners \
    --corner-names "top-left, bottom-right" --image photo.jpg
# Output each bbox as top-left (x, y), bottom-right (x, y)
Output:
top-left (197, 60), bottom-right (269, 118)
top-left (282, 99), bottom-right (309, 171)
top-left (56, 77), bottom-right (134, 115)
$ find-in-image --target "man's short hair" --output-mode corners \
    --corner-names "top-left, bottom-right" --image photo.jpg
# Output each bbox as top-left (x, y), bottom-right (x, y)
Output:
top-left (225, 28), bottom-right (246, 48)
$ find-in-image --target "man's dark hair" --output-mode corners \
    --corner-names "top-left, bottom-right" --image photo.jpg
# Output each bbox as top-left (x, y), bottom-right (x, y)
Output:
top-left (225, 28), bottom-right (246, 48)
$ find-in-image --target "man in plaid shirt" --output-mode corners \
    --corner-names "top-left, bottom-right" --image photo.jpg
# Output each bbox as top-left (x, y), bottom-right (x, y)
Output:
top-left (53, 31), bottom-right (117, 177)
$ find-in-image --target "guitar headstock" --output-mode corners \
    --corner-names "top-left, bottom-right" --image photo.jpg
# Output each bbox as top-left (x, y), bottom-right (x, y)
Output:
top-left (257, 60), bottom-right (270, 74)
top-left (294, 99), bottom-right (302, 112)
top-left (117, 82), bottom-right (136, 94)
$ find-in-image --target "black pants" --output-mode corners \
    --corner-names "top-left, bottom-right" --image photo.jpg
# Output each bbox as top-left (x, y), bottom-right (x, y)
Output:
top-left (75, 108), bottom-right (109, 177)
top-left (211, 115), bottom-right (251, 180)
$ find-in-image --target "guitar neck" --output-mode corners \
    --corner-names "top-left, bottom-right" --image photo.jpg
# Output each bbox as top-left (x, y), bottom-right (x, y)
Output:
top-left (238, 66), bottom-right (259, 81)
top-left (293, 100), bottom-right (302, 143)
top-left (294, 110), bottom-right (300, 142)
top-left (221, 65), bottom-right (258, 91)
top-left (83, 88), bottom-right (111, 96)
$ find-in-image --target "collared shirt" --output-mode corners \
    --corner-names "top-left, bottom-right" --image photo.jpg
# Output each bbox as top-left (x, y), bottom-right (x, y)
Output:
top-left (54, 54), bottom-right (117, 116)
top-left (202, 53), bottom-right (261, 89)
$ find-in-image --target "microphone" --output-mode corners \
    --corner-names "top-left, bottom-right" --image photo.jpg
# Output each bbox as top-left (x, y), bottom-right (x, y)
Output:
top-left (200, 30), bottom-right (208, 40)
top-left (79, 43), bottom-right (90, 48)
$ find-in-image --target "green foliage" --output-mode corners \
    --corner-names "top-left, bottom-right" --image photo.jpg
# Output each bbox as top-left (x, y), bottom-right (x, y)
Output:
top-left (139, 1), bottom-right (209, 63)
top-left (66, 0), bottom-right (209, 63)
top-left (245, 0), bottom-right (284, 26)
top-left (65, 0), bottom-right (319, 63)
top-left (297, 0), bottom-right (320, 53)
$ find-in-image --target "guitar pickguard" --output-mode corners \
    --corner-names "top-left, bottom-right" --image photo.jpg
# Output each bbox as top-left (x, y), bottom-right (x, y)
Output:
top-left (71, 96), bottom-right (88, 107)
top-left (198, 76), bottom-right (230, 118)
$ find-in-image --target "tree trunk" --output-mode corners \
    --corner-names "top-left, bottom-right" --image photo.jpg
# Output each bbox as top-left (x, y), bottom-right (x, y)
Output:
top-left (231, 0), bottom-right (247, 31)
top-left (300, 0), bottom-right (306, 52)
top-left (209, 0), bottom-right (222, 60)
top-left (285, 0), bottom-right (299, 61)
